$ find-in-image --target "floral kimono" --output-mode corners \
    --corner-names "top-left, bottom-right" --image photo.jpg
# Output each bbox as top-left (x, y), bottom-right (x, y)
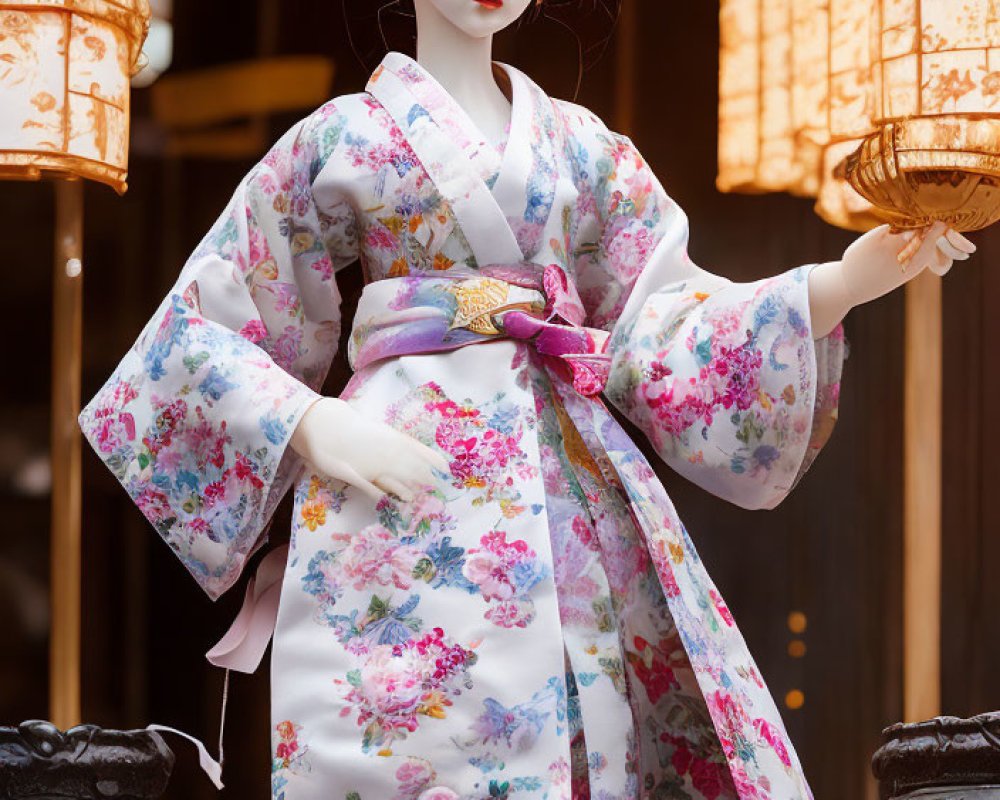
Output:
top-left (80, 51), bottom-right (844, 800)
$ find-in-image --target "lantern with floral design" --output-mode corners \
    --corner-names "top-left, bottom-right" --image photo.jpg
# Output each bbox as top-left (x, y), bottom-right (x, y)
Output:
top-left (845, 0), bottom-right (1000, 232)
top-left (0, 0), bottom-right (150, 193)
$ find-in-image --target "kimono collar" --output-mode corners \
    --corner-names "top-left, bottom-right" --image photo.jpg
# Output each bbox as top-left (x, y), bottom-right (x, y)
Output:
top-left (367, 52), bottom-right (559, 267)
top-left (374, 51), bottom-right (509, 182)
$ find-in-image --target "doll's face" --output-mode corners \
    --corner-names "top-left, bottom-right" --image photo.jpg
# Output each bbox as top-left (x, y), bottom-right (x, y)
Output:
top-left (414, 0), bottom-right (535, 38)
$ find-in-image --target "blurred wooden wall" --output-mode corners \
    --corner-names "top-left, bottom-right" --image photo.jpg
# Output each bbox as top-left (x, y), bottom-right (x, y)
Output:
top-left (1, 2), bottom-right (998, 800)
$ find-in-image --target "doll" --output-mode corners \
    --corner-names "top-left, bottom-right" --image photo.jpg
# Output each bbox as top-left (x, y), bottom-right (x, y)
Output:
top-left (79, 1), bottom-right (974, 798)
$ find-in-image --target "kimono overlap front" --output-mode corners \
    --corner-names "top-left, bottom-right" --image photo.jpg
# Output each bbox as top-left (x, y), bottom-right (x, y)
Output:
top-left (80, 51), bottom-right (845, 800)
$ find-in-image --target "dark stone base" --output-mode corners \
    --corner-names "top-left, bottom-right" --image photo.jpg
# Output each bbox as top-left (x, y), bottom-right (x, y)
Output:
top-left (889, 788), bottom-right (1000, 800)
top-left (873, 713), bottom-right (1000, 800)
top-left (0, 720), bottom-right (174, 799)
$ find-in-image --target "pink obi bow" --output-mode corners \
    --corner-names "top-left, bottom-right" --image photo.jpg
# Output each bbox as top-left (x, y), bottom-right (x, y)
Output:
top-left (348, 263), bottom-right (612, 396)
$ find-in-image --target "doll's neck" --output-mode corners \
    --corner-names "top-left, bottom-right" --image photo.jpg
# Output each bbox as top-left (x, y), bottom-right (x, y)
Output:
top-left (415, 13), bottom-right (511, 146)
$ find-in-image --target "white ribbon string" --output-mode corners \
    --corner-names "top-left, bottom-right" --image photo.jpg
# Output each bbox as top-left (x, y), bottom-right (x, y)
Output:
top-left (146, 724), bottom-right (225, 790)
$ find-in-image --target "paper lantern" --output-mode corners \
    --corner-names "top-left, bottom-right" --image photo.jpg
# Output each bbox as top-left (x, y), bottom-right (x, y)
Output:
top-left (812, 0), bottom-right (881, 230)
top-left (0, 0), bottom-right (151, 193)
top-left (790, 0), bottom-right (829, 196)
top-left (717, 0), bottom-right (800, 193)
top-left (717, 0), bottom-right (879, 215)
top-left (718, 0), bottom-right (764, 192)
top-left (0, 0), bottom-right (150, 730)
top-left (815, 140), bottom-right (885, 231)
top-left (844, 0), bottom-right (1000, 231)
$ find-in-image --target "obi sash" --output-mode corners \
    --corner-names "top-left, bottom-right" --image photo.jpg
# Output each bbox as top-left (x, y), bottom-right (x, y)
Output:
top-left (348, 263), bottom-right (612, 396)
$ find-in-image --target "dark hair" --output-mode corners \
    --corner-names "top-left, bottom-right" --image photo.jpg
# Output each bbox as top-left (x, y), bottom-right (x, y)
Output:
top-left (342, 0), bottom-right (622, 94)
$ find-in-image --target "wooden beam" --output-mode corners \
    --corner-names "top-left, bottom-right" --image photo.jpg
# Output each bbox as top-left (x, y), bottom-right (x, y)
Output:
top-left (903, 270), bottom-right (942, 722)
top-left (49, 177), bottom-right (84, 730)
top-left (150, 56), bottom-right (336, 131)
top-left (164, 124), bottom-right (268, 160)
top-left (615, 0), bottom-right (638, 136)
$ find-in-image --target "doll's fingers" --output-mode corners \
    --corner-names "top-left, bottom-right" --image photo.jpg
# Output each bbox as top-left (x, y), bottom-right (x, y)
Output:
top-left (928, 257), bottom-right (953, 277)
top-left (399, 434), bottom-right (451, 473)
top-left (935, 235), bottom-right (970, 262)
top-left (388, 455), bottom-right (436, 491)
top-left (896, 227), bottom-right (929, 266)
top-left (945, 228), bottom-right (976, 254)
top-left (385, 429), bottom-right (441, 473)
top-left (926, 239), bottom-right (954, 275)
top-left (374, 474), bottom-right (415, 503)
top-left (338, 464), bottom-right (386, 502)
top-left (904, 221), bottom-right (948, 261)
top-left (383, 444), bottom-right (436, 480)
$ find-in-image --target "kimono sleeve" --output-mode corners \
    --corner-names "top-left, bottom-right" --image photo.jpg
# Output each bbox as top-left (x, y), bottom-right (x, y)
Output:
top-left (79, 107), bottom-right (357, 599)
top-left (575, 127), bottom-right (845, 511)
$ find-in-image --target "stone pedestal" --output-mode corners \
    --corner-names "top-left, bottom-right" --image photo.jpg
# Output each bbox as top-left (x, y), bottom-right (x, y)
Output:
top-left (0, 720), bottom-right (174, 799)
top-left (873, 713), bottom-right (1000, 800)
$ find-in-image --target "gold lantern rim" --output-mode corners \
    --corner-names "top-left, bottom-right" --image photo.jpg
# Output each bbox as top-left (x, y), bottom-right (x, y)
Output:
top-left (845, 114), bottom-right (1000, 232)
top-left (0, 152), bottom-right (127, 194)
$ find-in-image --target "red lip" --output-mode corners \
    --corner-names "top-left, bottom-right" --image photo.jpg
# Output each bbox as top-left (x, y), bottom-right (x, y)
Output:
top-left (475, 0), bottom-right (504, 8)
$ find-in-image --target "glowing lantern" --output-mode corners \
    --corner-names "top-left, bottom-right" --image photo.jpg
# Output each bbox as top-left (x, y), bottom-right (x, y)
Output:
top-left (845, 0), bottom-right (1000, 231)
top-left (717, 0), bottom-right (800, 193)
top-left (0, 1), bottom-right (151, 193)
top-left (718, 0), bottom-right (881, 229)
top-left (790, 0), bottom-right (829, 196)
top-left (0, 0), bottom-right (150, 730)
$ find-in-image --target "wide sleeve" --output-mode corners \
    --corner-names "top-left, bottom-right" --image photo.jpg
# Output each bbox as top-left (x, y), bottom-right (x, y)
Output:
top-left (573, 124), bottom-right (845, 511)
top-left (79, 105), bottom-right (357, 599)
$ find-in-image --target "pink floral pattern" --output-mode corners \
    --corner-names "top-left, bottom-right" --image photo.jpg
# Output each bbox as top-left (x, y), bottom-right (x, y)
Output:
top-left (462, 530), bottom-right (546, 628)
top-left (336, 628), bottom-right (477, 754)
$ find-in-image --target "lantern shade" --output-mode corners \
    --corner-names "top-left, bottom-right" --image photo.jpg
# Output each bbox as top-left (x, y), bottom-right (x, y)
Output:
top-left (718, 0), bottom-right (806, 194)
top-left (842, 0), bottom-right (1000, 231)
top-left (718, 0), bottom-right (763, 193)
top-left (828, 0), bottom-right (877, 140)
top-left (790, 0), bottom-right (829, 196)
top-left (757, 0), bottom-right (797, 191)
top-left (0, 1), bottom-right (151, 193)
top-left (877, 0), bottom-right (1000, 121)
top-left (718, 0), bottom-right (879, 216)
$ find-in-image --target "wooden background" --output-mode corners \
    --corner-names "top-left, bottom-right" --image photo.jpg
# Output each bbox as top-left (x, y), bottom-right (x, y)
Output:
top-left (0, 1), bottom-right (996, 798)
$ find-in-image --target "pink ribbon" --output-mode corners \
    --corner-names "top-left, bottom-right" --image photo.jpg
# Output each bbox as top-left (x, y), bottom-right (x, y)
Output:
top-left (489, 264), bottom-right (611, 396)
top-left (498, 306), bottom-right (611, 397)
top-left (206, 544), bottom-right (288, 673)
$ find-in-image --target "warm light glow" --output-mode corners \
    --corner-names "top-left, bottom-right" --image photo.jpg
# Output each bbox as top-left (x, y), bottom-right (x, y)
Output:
top-left (717, 0), bottom-right (1000, 231)
top-left (844, 0), bottom-right (1000, 231)
top-left (717, 0), bottom-right (879, 217)
top-left (828, 0), bottom-right (876, 141)
top-left (788, 640), bottom-right (807, 658)
top-left (787, 610), bottom-right (808, 634)
top-left (717, 0), bottom-right (805, 194)
top-left (718, 0), bottom-right (763, 193)
top-left (790, 0), bottom-right (829, 195)
top-left (757, 0), bottom-right (796, 191)
top-left (0, 1), bottom-right (151, 193)
top-left (877, 0), bottom-right (1000, 122)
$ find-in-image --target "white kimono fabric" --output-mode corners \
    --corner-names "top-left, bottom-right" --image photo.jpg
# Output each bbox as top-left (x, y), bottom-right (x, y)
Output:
top-left (80, 52), bottom-right (845, 800)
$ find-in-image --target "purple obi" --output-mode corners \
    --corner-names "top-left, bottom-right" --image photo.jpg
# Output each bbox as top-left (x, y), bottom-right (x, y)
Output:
top-left (348, 263), bottom-right (612, 396)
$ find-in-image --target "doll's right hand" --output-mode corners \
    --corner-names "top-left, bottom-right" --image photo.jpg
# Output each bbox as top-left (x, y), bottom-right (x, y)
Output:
top-left (289, 397), bottom-right (450, 503)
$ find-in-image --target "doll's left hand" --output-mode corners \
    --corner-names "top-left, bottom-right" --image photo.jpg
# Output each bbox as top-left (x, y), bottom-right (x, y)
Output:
top-left (808, 221), bottom-right (976, 339)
